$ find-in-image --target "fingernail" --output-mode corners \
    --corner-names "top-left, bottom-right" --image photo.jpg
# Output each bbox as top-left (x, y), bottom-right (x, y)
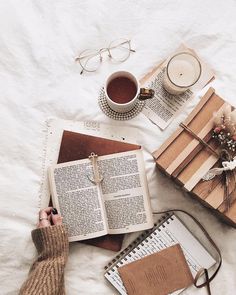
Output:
top-left (52, 208), bottom-right (58, 215)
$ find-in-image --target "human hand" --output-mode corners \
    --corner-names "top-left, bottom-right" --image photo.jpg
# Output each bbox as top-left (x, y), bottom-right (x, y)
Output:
top-left (38, 207), bottom-right (63, 228)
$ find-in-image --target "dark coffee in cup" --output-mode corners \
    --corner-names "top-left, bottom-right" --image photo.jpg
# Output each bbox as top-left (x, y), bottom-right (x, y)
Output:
top-left (105, 71), bottom-right (154, 113)
top-left (107, 76), bottom-right (137, 104)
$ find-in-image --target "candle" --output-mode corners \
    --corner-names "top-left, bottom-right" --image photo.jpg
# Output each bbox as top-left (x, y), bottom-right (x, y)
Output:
top-left (163, 52), bottom-right (202, 95)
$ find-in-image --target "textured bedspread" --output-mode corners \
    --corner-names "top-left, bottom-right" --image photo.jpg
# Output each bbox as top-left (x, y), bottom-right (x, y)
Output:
top-left (1, 0), bottom-right (236, 294)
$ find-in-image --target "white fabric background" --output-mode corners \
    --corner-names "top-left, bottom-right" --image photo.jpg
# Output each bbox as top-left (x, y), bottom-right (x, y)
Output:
top-left (0, 0), bottom-right (236, 294)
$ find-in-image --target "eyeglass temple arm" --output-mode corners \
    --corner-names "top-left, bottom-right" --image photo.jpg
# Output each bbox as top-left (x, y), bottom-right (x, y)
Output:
top-left (75, 52), bottom-right (100, 61)
top-left (108, 40), bottom-right (136, 52)
top-left (108, 45), bottom-right (136, 54)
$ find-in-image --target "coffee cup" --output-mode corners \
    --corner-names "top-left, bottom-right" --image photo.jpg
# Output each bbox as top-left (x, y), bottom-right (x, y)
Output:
top-left (104, 71), bottom-right (154, 113)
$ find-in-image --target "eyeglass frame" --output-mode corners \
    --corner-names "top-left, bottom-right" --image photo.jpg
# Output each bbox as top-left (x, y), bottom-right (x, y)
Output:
top-left (75, 39), bottom-right (135, 75)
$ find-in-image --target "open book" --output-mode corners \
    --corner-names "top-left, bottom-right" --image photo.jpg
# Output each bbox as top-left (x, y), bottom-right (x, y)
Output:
top-left (49, 149), bottom-right (154, 242)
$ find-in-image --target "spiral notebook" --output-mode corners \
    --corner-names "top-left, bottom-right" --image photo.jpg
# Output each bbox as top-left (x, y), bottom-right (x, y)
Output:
top-left (104, 213), bottom-right (216, 295)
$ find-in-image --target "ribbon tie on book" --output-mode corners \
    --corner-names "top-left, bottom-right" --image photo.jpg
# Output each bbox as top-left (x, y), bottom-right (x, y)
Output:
top-left (180, 123), bottom-right (236, 212)
top-left (202, 156), bottom-right (236, 180)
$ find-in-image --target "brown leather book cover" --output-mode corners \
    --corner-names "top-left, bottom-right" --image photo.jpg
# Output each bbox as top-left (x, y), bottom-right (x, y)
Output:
top-left (57, 130), bottom-right (141, 252)
top-left (118, 244), bottom-right (193, 295)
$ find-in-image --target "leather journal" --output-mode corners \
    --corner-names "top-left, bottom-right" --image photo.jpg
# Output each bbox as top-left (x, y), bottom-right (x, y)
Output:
top-left (57, 130), bottom-right (141, 252)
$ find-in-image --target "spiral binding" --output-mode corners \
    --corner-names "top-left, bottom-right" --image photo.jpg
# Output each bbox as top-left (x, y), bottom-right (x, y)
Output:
top-left (104, 213), bottom-right (172, 273)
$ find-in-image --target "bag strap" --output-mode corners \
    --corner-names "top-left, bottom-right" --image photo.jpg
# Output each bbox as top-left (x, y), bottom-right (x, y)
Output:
top-left (153, 209), bottom-right (222, 295)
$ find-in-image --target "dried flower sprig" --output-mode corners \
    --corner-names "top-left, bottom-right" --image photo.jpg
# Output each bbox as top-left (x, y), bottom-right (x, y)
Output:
top-left (212, 105), bottom-right (236, 153)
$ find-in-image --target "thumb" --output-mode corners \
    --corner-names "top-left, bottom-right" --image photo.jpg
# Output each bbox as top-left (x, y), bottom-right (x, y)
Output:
top-left (51, 208), bottom-right (63, 225)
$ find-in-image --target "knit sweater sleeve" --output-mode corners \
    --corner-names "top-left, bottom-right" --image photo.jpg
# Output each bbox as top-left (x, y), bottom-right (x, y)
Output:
top-left (19, 225), bottom-right (69, 295)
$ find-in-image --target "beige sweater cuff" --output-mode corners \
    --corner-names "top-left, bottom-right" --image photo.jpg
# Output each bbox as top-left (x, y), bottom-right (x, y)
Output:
top-left (19, 225), bottom-right (69, 295)
top-left (31, 224), bottom-right (69, 259)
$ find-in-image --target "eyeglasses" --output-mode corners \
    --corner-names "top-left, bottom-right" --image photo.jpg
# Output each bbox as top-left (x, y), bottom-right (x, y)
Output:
top-left (75, 38), bottom-right (135, 74)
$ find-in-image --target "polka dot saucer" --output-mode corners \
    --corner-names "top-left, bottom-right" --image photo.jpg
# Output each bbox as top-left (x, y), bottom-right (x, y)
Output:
top-left (98, 88), bottom-right (145, 121)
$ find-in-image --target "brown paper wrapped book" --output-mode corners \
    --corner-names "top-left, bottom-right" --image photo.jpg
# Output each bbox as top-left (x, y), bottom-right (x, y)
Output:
top-left (153, 87), bottom-right (236, 227)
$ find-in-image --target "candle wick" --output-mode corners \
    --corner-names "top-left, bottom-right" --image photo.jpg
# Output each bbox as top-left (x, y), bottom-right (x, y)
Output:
top-left (180, 73), bottom-right (183, 76)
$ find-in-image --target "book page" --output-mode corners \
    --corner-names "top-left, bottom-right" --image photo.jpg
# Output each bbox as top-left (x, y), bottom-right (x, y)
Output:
top-left (98, 150), bottom-right (154, 234)
top-left (49, 158), bottom-right (108, 242)
top-left (141, 45), bottom-right (214, 130)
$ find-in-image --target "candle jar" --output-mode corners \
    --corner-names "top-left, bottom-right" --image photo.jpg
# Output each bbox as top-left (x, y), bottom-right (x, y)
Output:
top-left (163, 52), bottom-right (202, 95)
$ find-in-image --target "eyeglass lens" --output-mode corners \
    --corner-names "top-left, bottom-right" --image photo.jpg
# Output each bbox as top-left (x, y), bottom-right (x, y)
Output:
top-left (108, 39), bottom-right (131, 62)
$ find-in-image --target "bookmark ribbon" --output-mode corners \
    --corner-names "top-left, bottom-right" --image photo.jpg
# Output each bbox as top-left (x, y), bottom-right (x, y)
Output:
top-left (87, 152), bottom-right (103, 184)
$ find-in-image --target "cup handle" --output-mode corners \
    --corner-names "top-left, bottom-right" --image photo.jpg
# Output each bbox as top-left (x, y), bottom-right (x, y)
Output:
top-left (138, 88), bottom-right (155, 101)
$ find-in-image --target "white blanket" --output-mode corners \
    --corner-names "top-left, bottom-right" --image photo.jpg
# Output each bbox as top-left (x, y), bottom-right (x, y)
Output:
top-left (1, 0), bottom-right (236, 294)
